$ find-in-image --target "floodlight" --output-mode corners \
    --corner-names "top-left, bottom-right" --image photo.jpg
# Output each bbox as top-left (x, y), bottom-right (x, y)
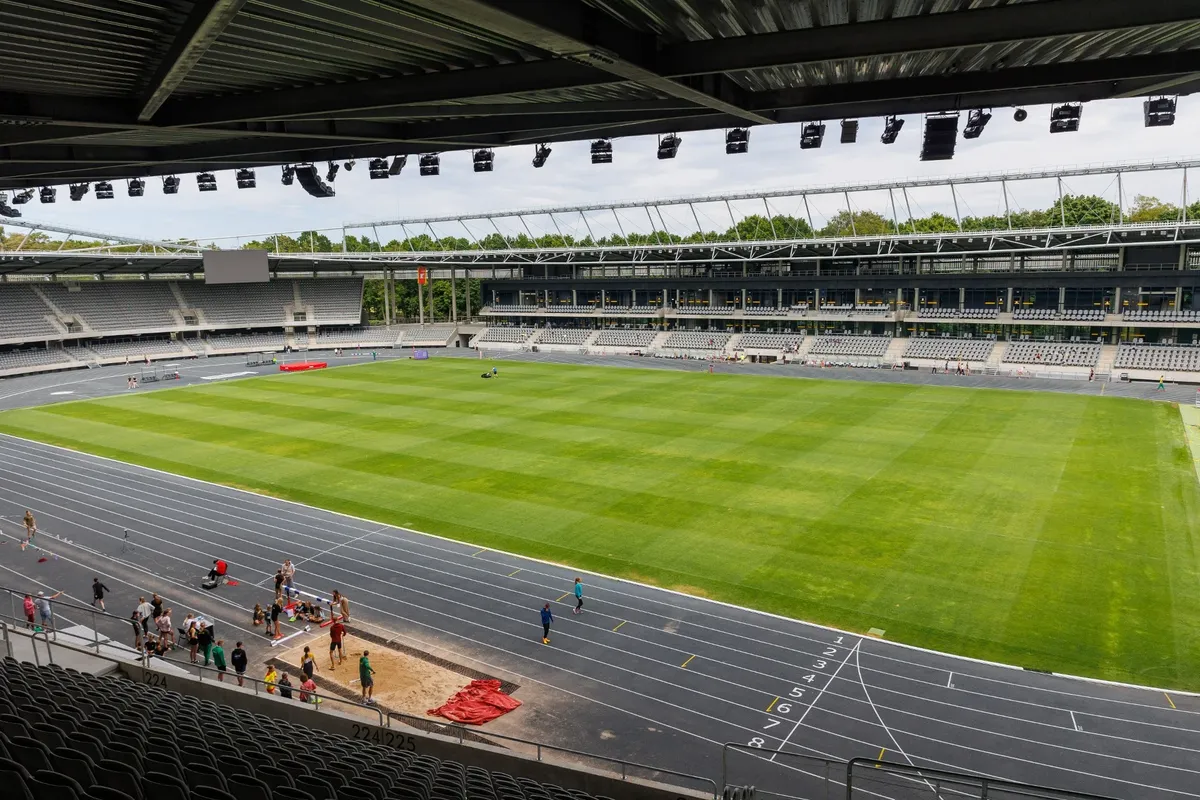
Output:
top-left (326, 162), bottom-right (340, 183)
top-left (162, 175), bottom-right (180, 195)
top-left (880, 115), bottom-right (904, 144)
top-left (95, 181), bottom-right (114, 199)
top-left (962, 109), bottom-right (992, 139)
top-left (343, 159), bottom-right (355, 172)
top-left (472, 148), bottom-right (495, 173)
top-left (1013, 108), bottom-right (1028, 122)
top-left (920, 112), bottom-right (959, 161)
top-left (127, 178), bottom-right (145, 197)
top-left (590, 138), bottom-right (613, 164)
top-left (236, 169), bottom-right (256, 188)
top-left (368, 158), bottom-right (390, 179)
top-left (840, 119), bottom-right (858, 144)
top-left (0, 194), bottom-right (19, 218)
top-left (656, 133), bottom-right (681, 159)
top-left (725, 128), bottom-right (748, 154)
top-left (532, 144), bottom-right (551, 168)
top-left (1050, 103), bottom-right (1082, 133)
top-left (281, 165), bottom-right (296, 186)
top-left (39, 186), bottom-right (57, 204)
top-left (10, 188), bottom-right (33, 205)
top-left (388, 155), bottom-right (407, 176)
top-left (196, 172), bottom-right (217, 192)
top-left (68, 183), bottom-right (90, 201)
top-left (419, 153), bottom-right (440, 176)
top-left (800, 122), bottom-right (825, 149)
top-left (1144, 96), bottom-right (1176, 127)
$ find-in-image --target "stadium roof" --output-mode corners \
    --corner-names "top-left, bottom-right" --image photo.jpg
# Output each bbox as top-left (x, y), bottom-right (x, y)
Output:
top-left (2, 0), bottom-right (1200, 191)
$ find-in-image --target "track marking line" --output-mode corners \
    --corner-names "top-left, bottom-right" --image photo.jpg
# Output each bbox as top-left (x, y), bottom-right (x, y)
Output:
top-left (855, 643), bottom-right (941, 795)
top-left (612, 620), bottom-right (626, 632)
top-left (507, 569), bottom-right (522, 577)
top-left (947, 671), bottom-right (953, 688)
top-left (876, 747), bottom-right (886, 763)
top-left (771, 640), bottom-right (860, 762)
top-left (1166, 693), bottom-right (1178, 709)
top-left (556, 592), bottom-right (570, 602)
top-left (765, 696), bottom-right (779, 713)
top-left (1071, 711), bottom-right (1082, 731)
top-left (681, 654), bottom-right (696, 669)
top-left (471, 548), bottom-right (486, 557)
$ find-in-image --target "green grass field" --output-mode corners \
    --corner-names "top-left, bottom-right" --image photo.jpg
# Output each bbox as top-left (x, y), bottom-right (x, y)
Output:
top-left (2, 358), bottom-right (1199, 688)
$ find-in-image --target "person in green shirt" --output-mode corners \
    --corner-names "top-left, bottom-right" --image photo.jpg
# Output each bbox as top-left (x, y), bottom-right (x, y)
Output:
top-left (211, 639), bottom-right (227, 682)
top-left (359, 650), bottom-right (376, 705)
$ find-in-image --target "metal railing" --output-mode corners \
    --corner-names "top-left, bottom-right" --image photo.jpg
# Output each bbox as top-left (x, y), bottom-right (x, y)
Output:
top-left (846, 759), bottom-right (1121, 800)
top-left (387, 710), bottom-right (718, 799)
top-left (722, 744), bottom-right (846, 800)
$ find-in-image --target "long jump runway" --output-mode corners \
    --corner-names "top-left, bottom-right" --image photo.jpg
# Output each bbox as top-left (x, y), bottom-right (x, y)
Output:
top-left (0, 433), bottom-right (1197, 799)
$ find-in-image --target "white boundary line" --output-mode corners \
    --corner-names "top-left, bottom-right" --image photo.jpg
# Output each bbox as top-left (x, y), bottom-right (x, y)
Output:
top-left (0, 427), bottom-right (1197, 701)
top-left (772, 640), bottom-right (861, 762)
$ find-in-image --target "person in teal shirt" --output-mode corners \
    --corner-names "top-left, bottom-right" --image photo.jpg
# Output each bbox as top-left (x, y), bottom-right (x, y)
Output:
top-left (573, 578), bottom-right (584, 614)
top-left (359, 650), bottom-right (376, 705)
top-left (211, 639), bottom-right (227, 682)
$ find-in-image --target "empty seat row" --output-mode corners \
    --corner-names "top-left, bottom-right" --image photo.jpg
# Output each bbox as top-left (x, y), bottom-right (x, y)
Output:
top-left (535, 329), bottom-right (592, 345)
top-left (1114, 344), bottom-right (1200, 371)
top-left (661, 331), bottom-right (731, 349)
top-left (808, 335), bottom-right (891, 357)
top-left (916, 307), bottom-right (998, 319)
top-left (1002, 342), bottom-right (1101, 366)
top-left (902, 338), bottom-right (995, 362)
top-left (478, 328), bottom-right (536, 344)
top-left (590, 330), bottom-right (656, 348)
top-left (736, 333), bottom-right (804, 350)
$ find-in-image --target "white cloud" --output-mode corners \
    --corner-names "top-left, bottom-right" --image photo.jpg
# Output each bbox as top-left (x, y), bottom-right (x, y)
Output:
top-left (12, 97), bottom-right (1200, 243)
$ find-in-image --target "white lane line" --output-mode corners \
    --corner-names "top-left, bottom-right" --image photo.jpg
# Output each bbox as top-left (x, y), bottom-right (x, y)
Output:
top-left (199, 371), bottom-right (257, 381)
top-left (4, 448), bottom-right (1200, 761)
top-left (855, 643), bottom-right (940, 797)
top-left (1071, 711), bottom-right (1082, 732)
top-left (771, 640), bottom-right (861, 762)
top-left (947, 672), bottom-right (953, 689)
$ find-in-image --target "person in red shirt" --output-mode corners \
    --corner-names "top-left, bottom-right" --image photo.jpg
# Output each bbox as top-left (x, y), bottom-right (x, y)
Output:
top-left (207, 559), bottom-right (228, 582)
top-left (22, 594), bottom-right (35, 628)
top-left (328, 619), bottom-right (347, 669)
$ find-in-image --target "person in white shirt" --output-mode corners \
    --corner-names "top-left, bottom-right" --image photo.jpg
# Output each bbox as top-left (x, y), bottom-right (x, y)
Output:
top-left (136, 597), bottom-right (154, 637)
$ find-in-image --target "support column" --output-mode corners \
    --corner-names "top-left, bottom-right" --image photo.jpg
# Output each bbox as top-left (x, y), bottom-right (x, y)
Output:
top-left (1176, 286), bottom-right (1184, 310)
top-left (741, 288), bottom-right (747, 309)
top-left (854, 287), bottom-right (862, 305)
top-left (1058, 286), bottom-right (1066, 313)
top-left (777, 288), bottom-right (783, 308)
top-left (1118, 246), bottom-right (1126, 271)
top-left (1112, 286), bottom-right (1121, 313)
top-left (959, 287), bottom-right (965, 310)
top-left (383, 270), bottom-right (392, 326)
top-left (572, 289), bottom-right (578, 305)
top-left (1180, 245), bottom-right (1188, 270)
top-left (1006, 287), bottom-right (1014, 314)
top-left (465, 271), bottom-right (471, 319)
top-left (450, 268), bottom-right (457, 322)
top-left (708, 289), bottom-right (714, 307)
top-left (418, 279), bottom-right (425, 324)
top-left (600, 289), bottom-right (606, 308)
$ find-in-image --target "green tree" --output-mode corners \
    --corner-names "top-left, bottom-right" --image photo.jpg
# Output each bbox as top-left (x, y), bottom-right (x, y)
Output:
top-left (819, 210), bottom-right (892, 237)
top-left (1127, 195), bottom-right (1181, 223)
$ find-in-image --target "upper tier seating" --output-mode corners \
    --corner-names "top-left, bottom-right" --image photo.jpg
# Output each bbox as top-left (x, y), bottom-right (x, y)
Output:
top-left (808, 335), bottom-right (891, 357)
top-left (543, 305), bottom-right (595, 314)
top-left (41, 282), bottom-right (179, 332)
top-left (1013, 308), bottom-right (1105, 322)
top-left (743, 307), bottom-right (783, 316)
top-left (178, 281), bottom-right (294, 326)
top-left (662, 331), bottom-right (731, 349)
top-left (676, 305), bottom-right (734, 315)
top-left (1003, 342), bottom-right (1101, 367)
top-left (535, 329), bottom-right (592, 345)
top-left (916, 307), bottom-right (998, 319)
top-left (902, 338), bottom-right (995, 362)
top-left (316, 328), bottom-right (401, 346)
top-left (0, 657), bottom-right (613, 800)
top-left (1124, 309), bottom-right (1200, 323)
top-left (296, 279), bottom-right (363, 321)
top-left (478, 328), bottom-right (536, 344)
top-left (484, 304), bottom-right (538, 314)
top-left (591, 330), bottom-right (656, 348)
top-left (736, 333), bottom-right (805, 350)
top-left (0, 286), bottom-right (61, 342)
top-left (1114, 344), bottom-right (1200, 372)
top-left (86, 339), bottom-right (195, 360)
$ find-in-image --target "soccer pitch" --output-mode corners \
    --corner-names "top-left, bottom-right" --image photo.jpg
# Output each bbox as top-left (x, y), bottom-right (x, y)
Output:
top-left (3, 358), bottom-right (1199, 689)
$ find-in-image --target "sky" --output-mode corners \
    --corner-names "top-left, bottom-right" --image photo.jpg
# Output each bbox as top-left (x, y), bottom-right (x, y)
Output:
top-left (8, 97), bottom-right (1200, 245)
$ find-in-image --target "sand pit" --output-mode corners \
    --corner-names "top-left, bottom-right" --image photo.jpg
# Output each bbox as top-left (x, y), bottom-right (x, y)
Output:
top-left (276, 632), bottom-right (481, 719)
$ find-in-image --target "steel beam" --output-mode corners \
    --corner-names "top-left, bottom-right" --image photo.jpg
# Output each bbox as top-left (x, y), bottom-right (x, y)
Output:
top-left (660, 0), bottom-right (1200, 77)
top-left (137, 0), bottom-right (250, 121)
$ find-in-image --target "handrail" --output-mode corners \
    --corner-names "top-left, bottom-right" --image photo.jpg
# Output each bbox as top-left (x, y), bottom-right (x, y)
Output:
top-left (845, 758), bottom-right (1123, 800)
top-left (387, 710), bottom-right (718, 799)
top-left (721, 743), bottom-right (845, 800)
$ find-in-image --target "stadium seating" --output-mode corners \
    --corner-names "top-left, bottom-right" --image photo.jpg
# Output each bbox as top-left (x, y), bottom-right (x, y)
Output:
top-left (535, 329), bottom-right (592, 345)
top-left (662, 331), bottom-right (731, 349)
top-left (86, 339), bottom-right (196, 360)
top-left (207, 332), bottom-right (287, 352)
top-left (484, 304), bottom-right (539, 314)
top-left (1114, 343), bottom-right (1200, 371)
top-left (315, 328), bottom-right (401, 346)
top-left (676, 305), bottom-right (735, 315)
top-left (736, 333), bottom-right (804, 350)
top-left (916, 307), bottom-right (998, 319)
top-left (1123, 309), bottom-right (1200, 323)
top-left (40, 282), bottom-right (179, 332)
top-left (0, 658), bottom-right (615, 800)
top-left (296, 280), bottom-right (363, 322)
top-left (1003, 342), bottom-right (1101, 367)
top-left (590, 330), bottom-right (656, 348)
top-left (902, 338), bottom-right (995, 361)
top-left (543, 305), bottom-right (595, 314)
top-left (624, 306), bottom-right (661, 315)
top-left (743, 307), bottom-right (784, 316)
top-left (400, 325), bottom-right (458, 346)
top-left (1013, 308), bottom-right (1105, 322)
top-left (0, 348), bottom-right (76, 373)
top-left (852, 305), bottom-right (891, 317)
top-left (179, 282), bottom-right (294, 326)
top-left (0, 286), bottom-right (62, 342)
top-left (808, 335), bottom-right (891, 357)
top-left (478, 328), bottom-right (536, 344)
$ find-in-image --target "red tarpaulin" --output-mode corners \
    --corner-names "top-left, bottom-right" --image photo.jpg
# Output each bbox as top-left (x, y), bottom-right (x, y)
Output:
top-left (428, 679), bottom-right (521, 725)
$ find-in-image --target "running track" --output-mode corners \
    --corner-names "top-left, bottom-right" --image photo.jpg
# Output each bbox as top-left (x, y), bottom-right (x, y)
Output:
top-left (0, 433), bottom-right (1198, 799)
